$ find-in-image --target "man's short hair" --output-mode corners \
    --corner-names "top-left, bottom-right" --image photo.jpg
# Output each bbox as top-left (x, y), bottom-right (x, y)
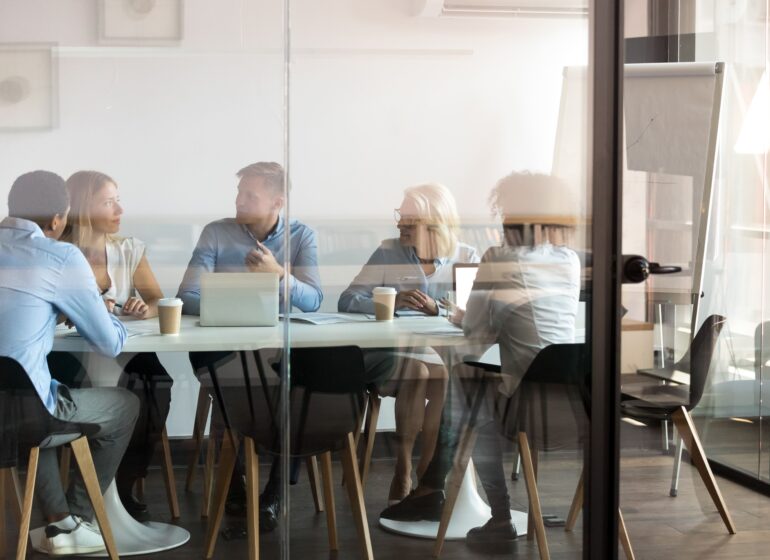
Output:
top-left (236, 162), bottom-right (285, 194)
top-left (8, 170), bottom-right (69, 228)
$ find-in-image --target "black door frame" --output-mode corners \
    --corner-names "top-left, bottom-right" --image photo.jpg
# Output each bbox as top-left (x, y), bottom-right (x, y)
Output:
top-left (586, 1), bottom-right (625, 558)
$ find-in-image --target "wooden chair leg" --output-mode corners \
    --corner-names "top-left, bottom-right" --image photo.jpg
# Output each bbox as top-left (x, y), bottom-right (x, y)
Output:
top-left (320, 452), bottom-right (338, 551)
top-left (360, 394), bottom-right (381, 488)
top-left (519, 432), bottom-right (549, 560)
top-left (159, 427), bottom-right (180, 519)
top-left (8, 468), bottom-right (22, 523)
top-left (69, 437), bottom-right (119, 560)
top-left (618, 508), bottom-right (635, 560)
top-left (340, 433), bottom-right (373, 560)
top-left (0, 468), bottom-right (7, 559)
top-left (527, 446), bottom-right (539, 540)
top-left (671, 407), bottom-right (737, 534)
top-left (201, 433), bottom-right (217, 518)
top-left (204, 431), bottom-right (239, 560)
top-left (307, 456), bottom-right (324, 514)
top-left (59, 446), bottom-right (71, 489)
top-left (135, 478), bottom-right (145, 501)
top-left (433, 424), bottom-right (478, 558)
top-left (186, 387), bottom-right (211, 491)
top-left (244, 437), bottom-right (259, 560)
top-left (565, 469), bottom-right (584, 532)
top-left (16, 447), bottom-right (39, 560)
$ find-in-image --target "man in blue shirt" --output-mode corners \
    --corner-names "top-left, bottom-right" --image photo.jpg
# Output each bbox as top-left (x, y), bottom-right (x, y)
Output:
top-left (177, 161), bottom-right (322, 314)
top-left (177, 162), bottom-right (322, 533)
top-left (0, 171), bottom-right (139, 556)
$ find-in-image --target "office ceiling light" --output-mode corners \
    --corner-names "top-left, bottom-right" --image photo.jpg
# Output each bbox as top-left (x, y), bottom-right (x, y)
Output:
top-left (413, 0), bottom-right (587, 18)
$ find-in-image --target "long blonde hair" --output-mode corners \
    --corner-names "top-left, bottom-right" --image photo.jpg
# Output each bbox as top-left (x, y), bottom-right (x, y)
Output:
top-left (402, 182), bottom-right (460, 258)
top-left (62, 170), bottom-right (116, 249)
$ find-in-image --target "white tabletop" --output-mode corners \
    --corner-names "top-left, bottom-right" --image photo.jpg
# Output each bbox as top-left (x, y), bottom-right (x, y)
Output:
top-left (53, 314), bottom-right (470, 353)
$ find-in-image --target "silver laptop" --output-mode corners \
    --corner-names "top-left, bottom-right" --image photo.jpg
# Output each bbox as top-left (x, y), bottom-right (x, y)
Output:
top-left (200, 272), bottom-right (279, 327)
top-left (453, 263), bottom-right (479, 310)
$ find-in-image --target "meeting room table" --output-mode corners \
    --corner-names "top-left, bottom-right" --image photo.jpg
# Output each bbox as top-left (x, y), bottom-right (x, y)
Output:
top-left (34, 313), bottom-right (526, 555)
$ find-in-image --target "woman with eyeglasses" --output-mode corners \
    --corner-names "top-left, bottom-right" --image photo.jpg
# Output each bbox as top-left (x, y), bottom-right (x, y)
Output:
top-left (339, 182), bottom-right (479, 504)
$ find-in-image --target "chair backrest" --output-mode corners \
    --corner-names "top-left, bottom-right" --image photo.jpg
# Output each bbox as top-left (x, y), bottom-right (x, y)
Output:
top-left (499, 343), bottom-right (589, 450)
top-left (212, 346), bottom-right (368, 457)
top-left (0, 356), bottom-right (91, 467)
top-left (686, 314), bottom-right (727, 408)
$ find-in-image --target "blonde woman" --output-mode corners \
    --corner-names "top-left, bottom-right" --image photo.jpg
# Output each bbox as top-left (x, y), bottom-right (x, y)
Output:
top-left (59, 170), bottom-right (171, 521)
top-left (339, 183), bottom-right (479, 503)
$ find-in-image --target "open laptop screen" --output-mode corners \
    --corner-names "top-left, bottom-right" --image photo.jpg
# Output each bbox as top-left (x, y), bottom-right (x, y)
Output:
top-left (453, 263), bottom-right (479, 310)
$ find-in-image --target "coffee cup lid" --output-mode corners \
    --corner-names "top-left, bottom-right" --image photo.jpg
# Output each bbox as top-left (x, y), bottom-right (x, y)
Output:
top-left (373, 287), bottom-right (397, 295)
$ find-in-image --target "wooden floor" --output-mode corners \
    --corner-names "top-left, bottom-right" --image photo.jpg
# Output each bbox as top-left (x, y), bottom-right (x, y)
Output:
top-left (8, 421), bottom-right (770, 559)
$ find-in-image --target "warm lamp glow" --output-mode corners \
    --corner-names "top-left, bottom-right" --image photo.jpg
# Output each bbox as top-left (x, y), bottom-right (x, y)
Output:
top-left (735, 70), bottom-right (770, 154)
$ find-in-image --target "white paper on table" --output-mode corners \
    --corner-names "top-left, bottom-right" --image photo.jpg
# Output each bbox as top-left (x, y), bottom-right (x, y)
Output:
top-left (281, 312), bottom-right (375, 325)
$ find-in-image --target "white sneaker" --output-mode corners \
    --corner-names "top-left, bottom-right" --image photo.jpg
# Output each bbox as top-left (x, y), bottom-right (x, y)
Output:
top-left (44, 516), bottom-right (106, 556)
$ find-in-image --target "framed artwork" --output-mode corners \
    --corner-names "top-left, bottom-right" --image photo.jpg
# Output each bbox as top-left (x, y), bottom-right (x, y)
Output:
top-left (99, 0), bottom-right (184, 45)
top-left (0, 44), bottom-right (57, 131)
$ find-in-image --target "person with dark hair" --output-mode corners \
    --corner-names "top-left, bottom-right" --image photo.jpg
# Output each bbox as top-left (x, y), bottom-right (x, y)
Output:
top-left (177, 162), bottom-right (322, 533)
top-left (0, 171), bottom-right (138, 556)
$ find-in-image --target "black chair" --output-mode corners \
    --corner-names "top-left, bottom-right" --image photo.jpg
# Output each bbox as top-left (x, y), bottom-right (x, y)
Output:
top-left (433, 344), bottom-right (634, 560)
top-left (0, 357), bottom-right (119, 560)
top-left (186, 351), bottom-right (326, 518)
top-left (620, 314), bottom-right (735, 534)
top-left (202, 346), bottom-right (373, 560)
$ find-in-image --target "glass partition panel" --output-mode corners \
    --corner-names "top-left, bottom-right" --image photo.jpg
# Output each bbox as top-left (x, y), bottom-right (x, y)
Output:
top-left (0, 1), bottom-right (288, 558)
top-left (619, 0), bottom-right (770, 558)
top-left (286, 1), bottom-right (593, 558)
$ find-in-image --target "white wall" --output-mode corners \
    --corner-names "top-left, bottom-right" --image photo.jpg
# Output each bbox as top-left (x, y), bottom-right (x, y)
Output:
top-left (0, 0), bottom-right (588, 435)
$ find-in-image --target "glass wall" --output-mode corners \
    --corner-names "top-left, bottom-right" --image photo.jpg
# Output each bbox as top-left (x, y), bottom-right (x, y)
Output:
top-left (619, 1), bottom-right (770, 558)
top-left (0, 1), bottom-right (610, 559)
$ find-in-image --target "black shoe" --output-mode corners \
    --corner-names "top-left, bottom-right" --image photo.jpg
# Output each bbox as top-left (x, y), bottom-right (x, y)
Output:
top-left (380, 490), bottom-right (445, 522)
top-left (225, 492), bottom-right (248, 517)
top-left (119, 492), bottom-right (151, 522)
top-left (466, 518), bottom-right (519, 546)
top-left (259, 492), bottom-right (280, 533)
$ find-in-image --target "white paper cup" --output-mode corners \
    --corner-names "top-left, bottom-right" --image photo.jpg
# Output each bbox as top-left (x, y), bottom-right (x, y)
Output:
top-left (372, 287), bottom-right (397, 321)
top-left (158, 298), bottom-right (183, 335)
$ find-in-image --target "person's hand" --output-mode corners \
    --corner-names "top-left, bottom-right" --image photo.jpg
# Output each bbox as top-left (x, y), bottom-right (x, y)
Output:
top-left (395, 289), bottom-right (438, 315)
top-left (245, 242), bottom-right (285, 279)
top-left (122, 297), bottom-right (149, 319)
top-left (448, 306), bottom-right (465, 327)
top-left (103, 299), bottom-right (116, 314)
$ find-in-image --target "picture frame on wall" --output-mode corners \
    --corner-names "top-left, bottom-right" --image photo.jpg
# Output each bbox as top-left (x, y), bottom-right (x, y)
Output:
top-left (0, 44), bottom-right (58, 131)
top-left (99, 0), bottom-right (184, 45)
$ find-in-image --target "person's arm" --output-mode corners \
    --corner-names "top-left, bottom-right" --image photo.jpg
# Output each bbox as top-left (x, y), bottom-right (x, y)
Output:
top-left (286, 228), bottom-right (323, 312)
top-left (128, 254), bottom-right (164, 318)
top-left (54, 248), bottom-right (126, 357)
top-left (337, 246), bottom-right (387, 315)
top-left (177, 224), bottom-right (218, 315)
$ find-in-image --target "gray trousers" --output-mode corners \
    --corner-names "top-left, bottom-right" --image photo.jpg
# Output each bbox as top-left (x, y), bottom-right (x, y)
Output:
top-left (35, 386), bottom-right (140, 519)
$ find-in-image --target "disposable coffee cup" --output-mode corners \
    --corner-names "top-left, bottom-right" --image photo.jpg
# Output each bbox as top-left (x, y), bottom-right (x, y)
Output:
top-left (158, 298), bottom-right (183, 335)
top-left (372, 287), bottom-right (397, 321)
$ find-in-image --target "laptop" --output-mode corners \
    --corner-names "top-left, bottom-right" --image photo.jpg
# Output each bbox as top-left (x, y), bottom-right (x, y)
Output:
top-left (200, 272), bottom-right (279, 327)
top-left (452, 263), bottom-right (479, 310)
